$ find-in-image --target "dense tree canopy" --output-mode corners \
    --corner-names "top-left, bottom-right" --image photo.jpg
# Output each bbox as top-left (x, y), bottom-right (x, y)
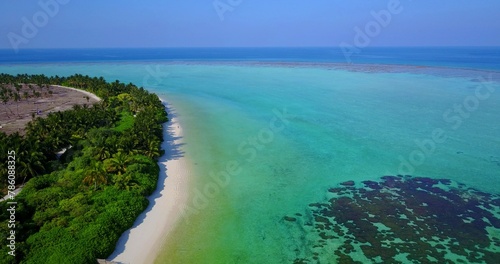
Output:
top-left (0, 74), bottom-right (168, 263)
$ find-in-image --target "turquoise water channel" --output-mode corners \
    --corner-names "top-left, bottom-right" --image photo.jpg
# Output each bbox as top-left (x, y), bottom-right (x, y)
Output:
top-left (1, 62), bottom-right (499, 263)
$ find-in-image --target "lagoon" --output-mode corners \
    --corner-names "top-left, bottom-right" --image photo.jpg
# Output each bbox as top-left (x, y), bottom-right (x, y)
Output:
top-left (1, 48), bottom-right (499, 263)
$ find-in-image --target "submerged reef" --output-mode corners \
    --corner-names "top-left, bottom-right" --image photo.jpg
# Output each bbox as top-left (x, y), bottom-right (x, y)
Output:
top-left (286, 176), bottom-right (500, 263)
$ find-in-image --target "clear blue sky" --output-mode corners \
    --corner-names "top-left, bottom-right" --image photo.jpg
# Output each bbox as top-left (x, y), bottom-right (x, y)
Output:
top-left (1, 0), bottom-right (499, 49)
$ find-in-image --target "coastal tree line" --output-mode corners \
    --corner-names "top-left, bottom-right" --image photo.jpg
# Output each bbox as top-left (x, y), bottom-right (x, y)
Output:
top-left (0, 74), bottom-right (168, 263)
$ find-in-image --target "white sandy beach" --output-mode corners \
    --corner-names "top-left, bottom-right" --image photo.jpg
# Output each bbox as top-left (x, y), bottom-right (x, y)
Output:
top-left (52, 85), bottom-right (102, 101)
top-left (108, 103), bottom-right (190, 264)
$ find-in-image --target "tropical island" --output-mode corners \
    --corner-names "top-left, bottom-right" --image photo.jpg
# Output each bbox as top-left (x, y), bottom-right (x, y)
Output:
top-left (0, 74), bottom-right (168, 263)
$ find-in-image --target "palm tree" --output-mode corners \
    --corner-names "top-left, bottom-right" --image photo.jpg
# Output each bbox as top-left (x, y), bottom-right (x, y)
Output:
top-left (105, 152), bottom-right (132, 175)
top-left (13, 92), bottom-right (21, 116)
top-left (94, 146), bottom-right (111, 161)
top-left (113, 173), bottom-right (139, 191)
top-left (143, 139), bottom-right (161, 158)
top-left (83, 162), bottom-right (108, 190)
top-left (18, 150), bottom-right (45, 184)
top-left (50, 133), bottom-right (65, 150)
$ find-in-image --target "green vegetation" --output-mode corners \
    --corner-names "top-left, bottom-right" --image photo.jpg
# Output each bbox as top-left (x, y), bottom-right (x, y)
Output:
top-left (114, 111), bottom-right (135, 132)
top-left (0, 74), bottom-right (168, 263)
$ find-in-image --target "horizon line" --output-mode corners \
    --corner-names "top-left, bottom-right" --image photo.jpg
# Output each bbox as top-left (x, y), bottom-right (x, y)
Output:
top-left (1, 45), bottom-right (500, 51)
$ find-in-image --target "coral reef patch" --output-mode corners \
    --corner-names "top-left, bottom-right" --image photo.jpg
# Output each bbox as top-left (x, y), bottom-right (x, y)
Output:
top-left (286, 176), bottom-right (500, 263)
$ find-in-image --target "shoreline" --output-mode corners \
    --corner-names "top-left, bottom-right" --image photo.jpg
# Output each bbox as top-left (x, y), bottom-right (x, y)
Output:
top-left (108, 101), bottom-right (191, 264)
top-left (52, 85), bottom-right (102, 101)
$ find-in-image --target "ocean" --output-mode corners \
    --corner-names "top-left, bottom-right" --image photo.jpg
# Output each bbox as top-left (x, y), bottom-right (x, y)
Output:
top-left (1, 47), bottom-right (499, 263)
top-left (2, 47), bottom-right (500, 70)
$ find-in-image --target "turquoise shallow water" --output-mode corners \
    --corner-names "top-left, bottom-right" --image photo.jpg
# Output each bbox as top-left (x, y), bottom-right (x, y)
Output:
top-left (1, 62), bottom-right (499, 262)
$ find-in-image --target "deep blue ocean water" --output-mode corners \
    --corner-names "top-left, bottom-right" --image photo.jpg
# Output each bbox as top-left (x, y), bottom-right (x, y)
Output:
top-left (1, 47), bottom-right (500, 70)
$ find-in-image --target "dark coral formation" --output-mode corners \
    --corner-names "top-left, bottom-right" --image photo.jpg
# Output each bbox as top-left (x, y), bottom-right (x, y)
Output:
top-left (286, 176), bottom-right (500, 263)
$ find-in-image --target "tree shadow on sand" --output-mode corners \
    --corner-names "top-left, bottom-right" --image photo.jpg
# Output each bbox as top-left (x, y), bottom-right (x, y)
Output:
top-left (107, 102), bottom-right (186, 262)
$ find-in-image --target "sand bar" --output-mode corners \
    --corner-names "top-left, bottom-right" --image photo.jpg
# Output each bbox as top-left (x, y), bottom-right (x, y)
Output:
top-left (108, 102), bottom-right (190, 264)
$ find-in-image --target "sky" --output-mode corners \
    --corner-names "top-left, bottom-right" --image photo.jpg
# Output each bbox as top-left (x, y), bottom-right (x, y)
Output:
top-left (0, 0), bottom-right (499, 49)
